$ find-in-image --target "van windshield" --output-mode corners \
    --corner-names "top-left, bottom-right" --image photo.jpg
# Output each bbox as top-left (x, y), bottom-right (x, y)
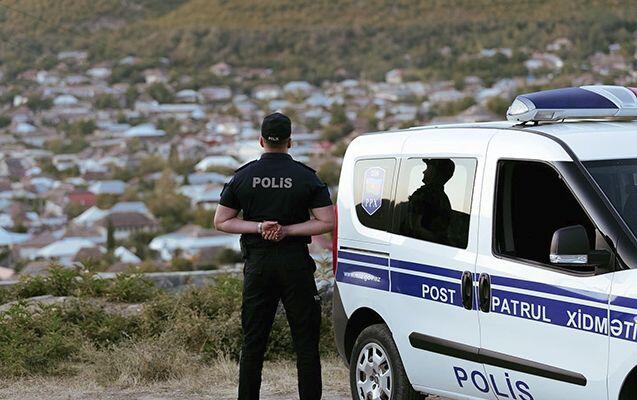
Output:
top-left (585, 158), bottom-right (637, 238)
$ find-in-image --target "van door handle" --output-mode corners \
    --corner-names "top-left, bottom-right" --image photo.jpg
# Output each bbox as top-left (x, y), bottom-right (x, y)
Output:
top-left (461, 271), bottom-right (473, 310)
top-left (478, 273), bottom-right (491, 313)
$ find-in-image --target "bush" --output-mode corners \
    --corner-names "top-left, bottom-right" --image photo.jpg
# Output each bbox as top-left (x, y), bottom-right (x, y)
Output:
top-left (107, 273), bottom-right (157, 303)
top-left (0, 303), bottom-right (81, 376)
top-left (0, 299), bottom-right (141, 377)
top-left (61, 300), bottom-right (140, 347)
top-left (13, 275), bottom-right (49, 299)
top-left (4, 266), bottom-right (155, 304)
top-left (140, 275), bottom-right (335, 362)
top-left (0, 287), bottom-right (13, 304)
top-left (0, 271), bottom-right (337, 379)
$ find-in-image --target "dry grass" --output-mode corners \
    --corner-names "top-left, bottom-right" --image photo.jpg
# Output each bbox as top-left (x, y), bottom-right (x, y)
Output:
top-left (0, 356), bottom-right (350, 400)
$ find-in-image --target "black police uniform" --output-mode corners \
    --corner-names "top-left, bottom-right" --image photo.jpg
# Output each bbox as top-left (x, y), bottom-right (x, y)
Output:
top-left (219, 151), bottom-right (332, 400)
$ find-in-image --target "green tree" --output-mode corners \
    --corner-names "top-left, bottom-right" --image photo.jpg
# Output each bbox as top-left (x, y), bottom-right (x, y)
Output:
top-left (147, 169), bottom-right (192, 232)
top-left (191, 206), bottom-right (214, 229)
top-left (168, 144), bottom-right (180, 167)
top-left (317, 160), bottom-right (341, 187)
top-left (96, 194), bottom-right (119, 209)
top-left (27, 95), bottom-right (52, 112)
top-left (0, 116), bottom-right (10, 128)
top-left (106, 219), bottom-right (116, 251)
top-left (94, 94), bottom-right (120, 109)
top-left (321, 103), bottom-right (353, 142)
top-left (63, 119), bottom-right (96, 136)
top-left (125, 86), bottom-right (139, 108)
top-left (147, 83), bottom-right (174, 103)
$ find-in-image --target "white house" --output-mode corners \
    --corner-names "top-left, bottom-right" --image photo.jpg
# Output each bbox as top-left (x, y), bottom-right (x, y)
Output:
top-left (35, 237), bottom-right (95, 265)
top-left (89, 180), bottom-right (126, 195)
top-left (123, 123), bottom-right (166, 138)
top-left (149, 224), bottom-right (239, 261)
top-left (195, 155), bottom-right (240, 172)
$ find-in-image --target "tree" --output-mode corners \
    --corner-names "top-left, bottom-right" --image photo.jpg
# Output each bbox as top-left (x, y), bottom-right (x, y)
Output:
top-left (107, 219), bottom-right (116, 251)
top-left (0, 116), bottom-right (10, 128)
top-left (321, 103), bottom-right (354, 142)
top-left (26, 95), bottom-right (52, 112)
top-left (94, 94), bottom-right (120, 109)
top-left (214, 248), bottom-right (243, 266)
top-left (125, 86), bottom-right (139, 108)
top-left (191, 206), bottom-right (214, 229)
top-left (147, 83), bottom-right (174, 103)
top-left (168, 143), bottom-right (180, 167)
top-left (147, 169), bottom-right (192, 232)
top-left (96, 194), bottom-right (119, 209)
top-left (317, 160), bottom-right (341, 187)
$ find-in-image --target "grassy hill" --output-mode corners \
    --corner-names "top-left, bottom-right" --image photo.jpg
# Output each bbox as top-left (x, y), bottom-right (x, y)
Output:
top-left (1, 0), bottom-right (636, 82)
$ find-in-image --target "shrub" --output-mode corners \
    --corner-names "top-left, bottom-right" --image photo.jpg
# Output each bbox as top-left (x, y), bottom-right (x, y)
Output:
top-left (60, 300), bottom-right (140, 347)
top-left (107, 273), bottom-right (157, 303)
top-left (47, 265), bottom-right (81, 296)
top-left (0, 286), bottom-right (13, 305)
top-left (140, 275), bottom-right (335, 362)
top-left (0, 271), bottom-right (337, 379)
top-left (13, 274), bottom-right (49, 299)
top-left (0, 303), bottom-right (81, 376)
top-left (6, 266), bottom-right (155, 304)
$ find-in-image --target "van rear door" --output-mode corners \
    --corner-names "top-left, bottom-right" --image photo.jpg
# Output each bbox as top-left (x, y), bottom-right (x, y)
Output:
top-left (386, 132), bottom-right (492, 398)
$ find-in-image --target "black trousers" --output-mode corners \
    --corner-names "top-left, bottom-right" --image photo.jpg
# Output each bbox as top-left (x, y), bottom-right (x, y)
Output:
top-left (238, 245), bottom-right (322, 400)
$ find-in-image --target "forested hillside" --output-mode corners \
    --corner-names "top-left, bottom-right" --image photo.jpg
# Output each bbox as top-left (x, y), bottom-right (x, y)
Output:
top-left (1, 0), bottom-right (636, 82)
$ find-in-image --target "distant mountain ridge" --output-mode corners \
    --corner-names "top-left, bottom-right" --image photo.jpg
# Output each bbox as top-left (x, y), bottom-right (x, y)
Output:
top-left (1, 0), bottom-right (636, 82)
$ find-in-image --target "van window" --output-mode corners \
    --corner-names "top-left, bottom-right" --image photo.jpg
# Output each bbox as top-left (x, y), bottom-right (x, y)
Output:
top-left (494, 160), bottom-right (599, 266)
top-left (584, 158), bottom-right (637, 239)
top-left (394, 158), bottom-right (477, 249)
top-left (354, 158), bottom-right (396, 231)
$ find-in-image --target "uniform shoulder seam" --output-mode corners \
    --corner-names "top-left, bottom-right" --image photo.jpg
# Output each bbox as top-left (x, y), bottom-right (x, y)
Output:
top-left (234, 160), bottom-right (257, 173)
top-left (294, 160), bottom-right (316, 173)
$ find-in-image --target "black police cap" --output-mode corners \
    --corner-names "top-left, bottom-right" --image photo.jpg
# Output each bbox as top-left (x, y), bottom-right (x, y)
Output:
top-left (261, 112), bottom-right (291, 142)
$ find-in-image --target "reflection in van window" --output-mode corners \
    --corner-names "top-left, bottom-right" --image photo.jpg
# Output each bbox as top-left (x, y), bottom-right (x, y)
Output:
top-left (395, 158), bottom-right (477, 249)
top-left (585, 158), bottom-right (637, 239)
top-left (494, 160), bottom-right (598, 265)
top-left (354, 158), bottom-right (396, 232)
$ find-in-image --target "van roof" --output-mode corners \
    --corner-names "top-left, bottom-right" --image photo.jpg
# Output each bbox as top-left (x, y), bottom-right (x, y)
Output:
top-left (357, 120), bottom-right (637, 161)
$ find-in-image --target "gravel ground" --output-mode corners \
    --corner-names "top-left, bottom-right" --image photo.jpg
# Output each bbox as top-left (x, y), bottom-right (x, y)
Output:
top-left (0, 357), bottom-right (447, 400)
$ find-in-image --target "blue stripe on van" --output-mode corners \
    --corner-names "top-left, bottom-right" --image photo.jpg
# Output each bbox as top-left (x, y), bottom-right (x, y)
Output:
top-left (491, 288), bottom-right (611, 338)
top-left (611, 295), bottom-right (637, 309)
top-left (609, 309), bottom-right (637, 342)
top-left (390, 258), bottom-right (463, 279)
top-left (335, 250), bottom-right (637, 342)
top-left (336, 262), bottom-right (390, 291)
top-left (336, 250), bottom-right (637, 312)
top-left (390, 270), bottom-right (464, 308)
top-left (337, 251), bottom-right (389, 267)
top-left (490, 275), bottom-right (609, 305)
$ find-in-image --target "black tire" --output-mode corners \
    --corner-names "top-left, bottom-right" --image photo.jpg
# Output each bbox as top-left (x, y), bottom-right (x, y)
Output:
top-left (349, 323), bottom-right (425, 400)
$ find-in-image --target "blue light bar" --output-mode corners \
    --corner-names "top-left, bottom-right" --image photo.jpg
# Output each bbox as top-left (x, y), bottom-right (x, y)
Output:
top-left (506, 85), bottom-right (637, 123)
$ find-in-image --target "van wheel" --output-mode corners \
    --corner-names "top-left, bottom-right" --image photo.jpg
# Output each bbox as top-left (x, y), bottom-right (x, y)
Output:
top-left (350, 323), bottom-right (424, 400)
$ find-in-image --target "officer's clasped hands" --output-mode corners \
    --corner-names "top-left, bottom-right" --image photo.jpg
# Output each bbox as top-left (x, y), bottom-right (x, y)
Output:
top-left (261, 221), bottom-right (286, 242)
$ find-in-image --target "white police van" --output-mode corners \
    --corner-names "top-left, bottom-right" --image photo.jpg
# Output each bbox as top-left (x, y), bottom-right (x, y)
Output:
top-left (332, 85), bottom-right (637, 400)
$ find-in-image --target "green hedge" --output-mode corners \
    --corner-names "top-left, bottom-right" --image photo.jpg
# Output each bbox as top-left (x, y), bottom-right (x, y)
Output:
top-left (0, 270), bottom-right (336, 379)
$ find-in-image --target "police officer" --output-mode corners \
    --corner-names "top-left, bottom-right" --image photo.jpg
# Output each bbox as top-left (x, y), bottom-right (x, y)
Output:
top-left (213, 112), bottom-right (334, 400)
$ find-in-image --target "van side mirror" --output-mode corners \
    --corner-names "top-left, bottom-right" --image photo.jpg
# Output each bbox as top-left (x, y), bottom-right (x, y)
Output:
top-left (550, 225), bottom-right (590, 265)
top-left (550, 225), bottom-right (611, 270)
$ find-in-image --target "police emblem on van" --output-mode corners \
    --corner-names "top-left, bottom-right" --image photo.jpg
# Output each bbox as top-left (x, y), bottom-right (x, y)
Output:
top-left (361, 167), bottom-right (385, 216)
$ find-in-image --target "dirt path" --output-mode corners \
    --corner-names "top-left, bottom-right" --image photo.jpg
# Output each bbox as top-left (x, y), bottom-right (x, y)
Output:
top-left (0, 357), bottom-right (447, 400)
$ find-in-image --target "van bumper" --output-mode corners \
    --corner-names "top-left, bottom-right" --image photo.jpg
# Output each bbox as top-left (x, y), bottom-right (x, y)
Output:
top-left (332, 283), bottom-right (349, 365)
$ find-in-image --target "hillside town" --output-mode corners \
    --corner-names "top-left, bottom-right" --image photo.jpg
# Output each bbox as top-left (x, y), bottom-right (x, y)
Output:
top-left (0, 37), bottom-right (635, 280)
